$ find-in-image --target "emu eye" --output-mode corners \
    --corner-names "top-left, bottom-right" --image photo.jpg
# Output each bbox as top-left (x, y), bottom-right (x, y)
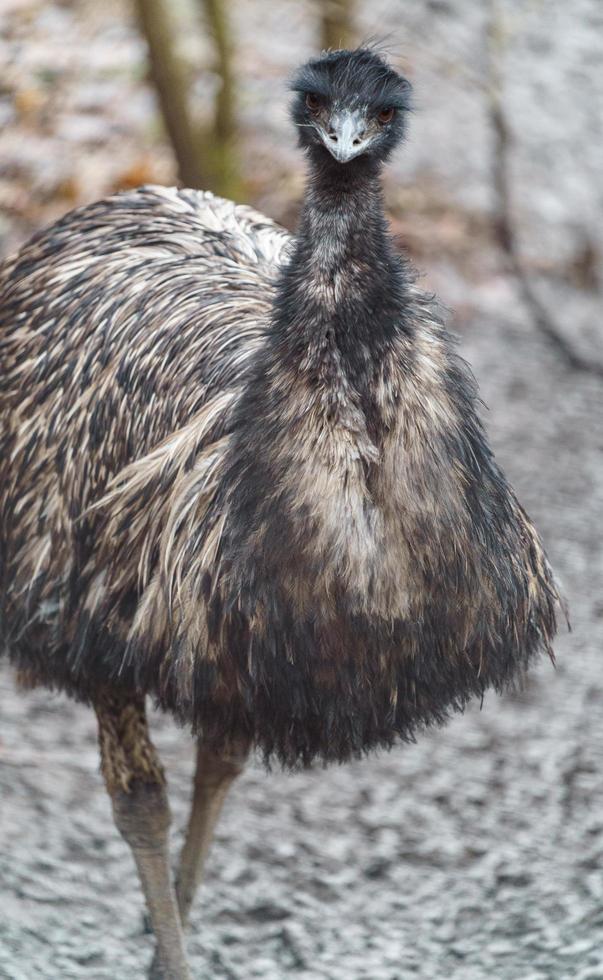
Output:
top-left (305, 92), bottom-right (321, 112)
top-left (377, 107), bottom-right (395, 125)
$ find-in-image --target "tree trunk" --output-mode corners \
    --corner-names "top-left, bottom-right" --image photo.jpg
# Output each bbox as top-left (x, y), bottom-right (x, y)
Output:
top-left (319, 0), bottom-right (355, 51)
top-left (135, 0), bottom-right (208, 189)
top-left (199, 0), bottom-right (242, 200)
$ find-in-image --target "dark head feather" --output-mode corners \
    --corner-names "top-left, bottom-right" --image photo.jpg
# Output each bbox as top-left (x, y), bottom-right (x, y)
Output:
top-left (290, 48), bottom-right (411, 165)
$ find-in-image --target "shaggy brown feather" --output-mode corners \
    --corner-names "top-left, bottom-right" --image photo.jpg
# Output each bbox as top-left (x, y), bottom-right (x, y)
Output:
top-left (0, 183), bottom-right (561, 765)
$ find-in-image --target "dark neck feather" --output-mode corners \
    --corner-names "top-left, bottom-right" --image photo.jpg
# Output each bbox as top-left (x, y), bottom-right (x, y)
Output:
top-left (271, 153), bottom-right (410, 375)
top-left (297, 156), bottom-right (387, 269)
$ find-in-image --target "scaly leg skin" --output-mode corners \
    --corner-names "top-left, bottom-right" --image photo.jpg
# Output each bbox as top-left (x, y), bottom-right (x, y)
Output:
top-left (148, 736), bottom-right (250, 980)
top-left (95, 693), bottom-right (192, 980)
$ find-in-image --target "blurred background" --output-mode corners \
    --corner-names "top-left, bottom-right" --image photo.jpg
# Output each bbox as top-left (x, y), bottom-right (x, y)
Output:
top-left (0, 1), bottom-right (602, 978)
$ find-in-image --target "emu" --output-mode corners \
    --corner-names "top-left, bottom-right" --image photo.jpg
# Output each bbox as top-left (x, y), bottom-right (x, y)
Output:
top-left (0, 49), bottom-right (560, 978)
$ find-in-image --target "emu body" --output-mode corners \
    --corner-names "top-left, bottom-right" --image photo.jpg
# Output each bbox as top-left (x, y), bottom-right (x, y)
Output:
top-left (0, 48), bottom-right (560, 978)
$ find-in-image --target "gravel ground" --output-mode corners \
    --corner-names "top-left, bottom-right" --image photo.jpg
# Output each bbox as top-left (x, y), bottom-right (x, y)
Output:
top-left (1, 1), bottom-right (602, 978)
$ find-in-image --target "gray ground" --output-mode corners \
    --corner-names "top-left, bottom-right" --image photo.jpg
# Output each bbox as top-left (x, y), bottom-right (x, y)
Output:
top-left (1, 2), bottom-right (602, 978)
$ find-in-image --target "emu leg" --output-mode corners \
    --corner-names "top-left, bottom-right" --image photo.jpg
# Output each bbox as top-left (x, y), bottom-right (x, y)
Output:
top-left (95, 694), bottom-right (192, 980)
top-left (148, 736), bottom-right (249, 979)
top-left (176, 736), bottom-right (249, 923)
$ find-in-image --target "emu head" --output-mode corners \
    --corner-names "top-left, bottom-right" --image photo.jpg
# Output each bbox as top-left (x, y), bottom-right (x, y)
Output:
top-left (290, 47), bottom-right (412, 165)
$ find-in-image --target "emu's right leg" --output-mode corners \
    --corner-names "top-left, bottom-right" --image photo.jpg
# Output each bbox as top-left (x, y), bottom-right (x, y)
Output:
top-left (94, 693), bottom-right (191, 980)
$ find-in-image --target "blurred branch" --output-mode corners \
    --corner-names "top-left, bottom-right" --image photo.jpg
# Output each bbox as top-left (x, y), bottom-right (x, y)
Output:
top-left (319, 0), bottom-right (355, 51)
top-left (135, 0), bottom-right (241, 198)
top-left (486, 6), bottom-right (603, 379)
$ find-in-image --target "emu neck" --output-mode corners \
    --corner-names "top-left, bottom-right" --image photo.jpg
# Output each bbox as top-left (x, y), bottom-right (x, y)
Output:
top-left (298, 160), bottom-right (386, 275)
top-left (273, 156), bottom-right (406, 365)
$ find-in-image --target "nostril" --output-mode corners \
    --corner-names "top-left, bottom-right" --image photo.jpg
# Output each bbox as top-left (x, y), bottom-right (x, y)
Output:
top-left (352, 137), bottom-right (361, 145)
top-left (328, 132), bottom-right (338, 143)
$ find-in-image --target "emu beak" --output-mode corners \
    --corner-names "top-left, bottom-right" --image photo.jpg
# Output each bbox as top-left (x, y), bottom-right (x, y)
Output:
top-left (322, 110), bottom-right (368, 163)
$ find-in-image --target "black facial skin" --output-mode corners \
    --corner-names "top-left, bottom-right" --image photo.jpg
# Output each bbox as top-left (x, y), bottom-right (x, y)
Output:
top-left (290, 47), bottom-right (412, 169)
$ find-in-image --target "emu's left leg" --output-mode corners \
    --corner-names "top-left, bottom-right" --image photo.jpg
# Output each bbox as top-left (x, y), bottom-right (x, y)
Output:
top-left (94, 693), bottom-right (191, 980)
top-left (175, 736), bottom-right (250, 924)
top-left (148, 736), bottom-right (249, 979)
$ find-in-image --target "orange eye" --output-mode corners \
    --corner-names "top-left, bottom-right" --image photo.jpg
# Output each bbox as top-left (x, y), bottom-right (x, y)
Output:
top-left (305, 92), bottom-right (321, 112)
top-left (378, 107), bottom-right (395, 125)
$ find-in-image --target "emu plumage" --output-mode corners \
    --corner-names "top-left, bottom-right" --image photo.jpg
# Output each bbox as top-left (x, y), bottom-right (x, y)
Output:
top-left (0, 47), bottom-right (561, 978)
top-left (0, 180), bottom-right (558, 765)
top-left (0, 186), bottom-right (291, 708)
